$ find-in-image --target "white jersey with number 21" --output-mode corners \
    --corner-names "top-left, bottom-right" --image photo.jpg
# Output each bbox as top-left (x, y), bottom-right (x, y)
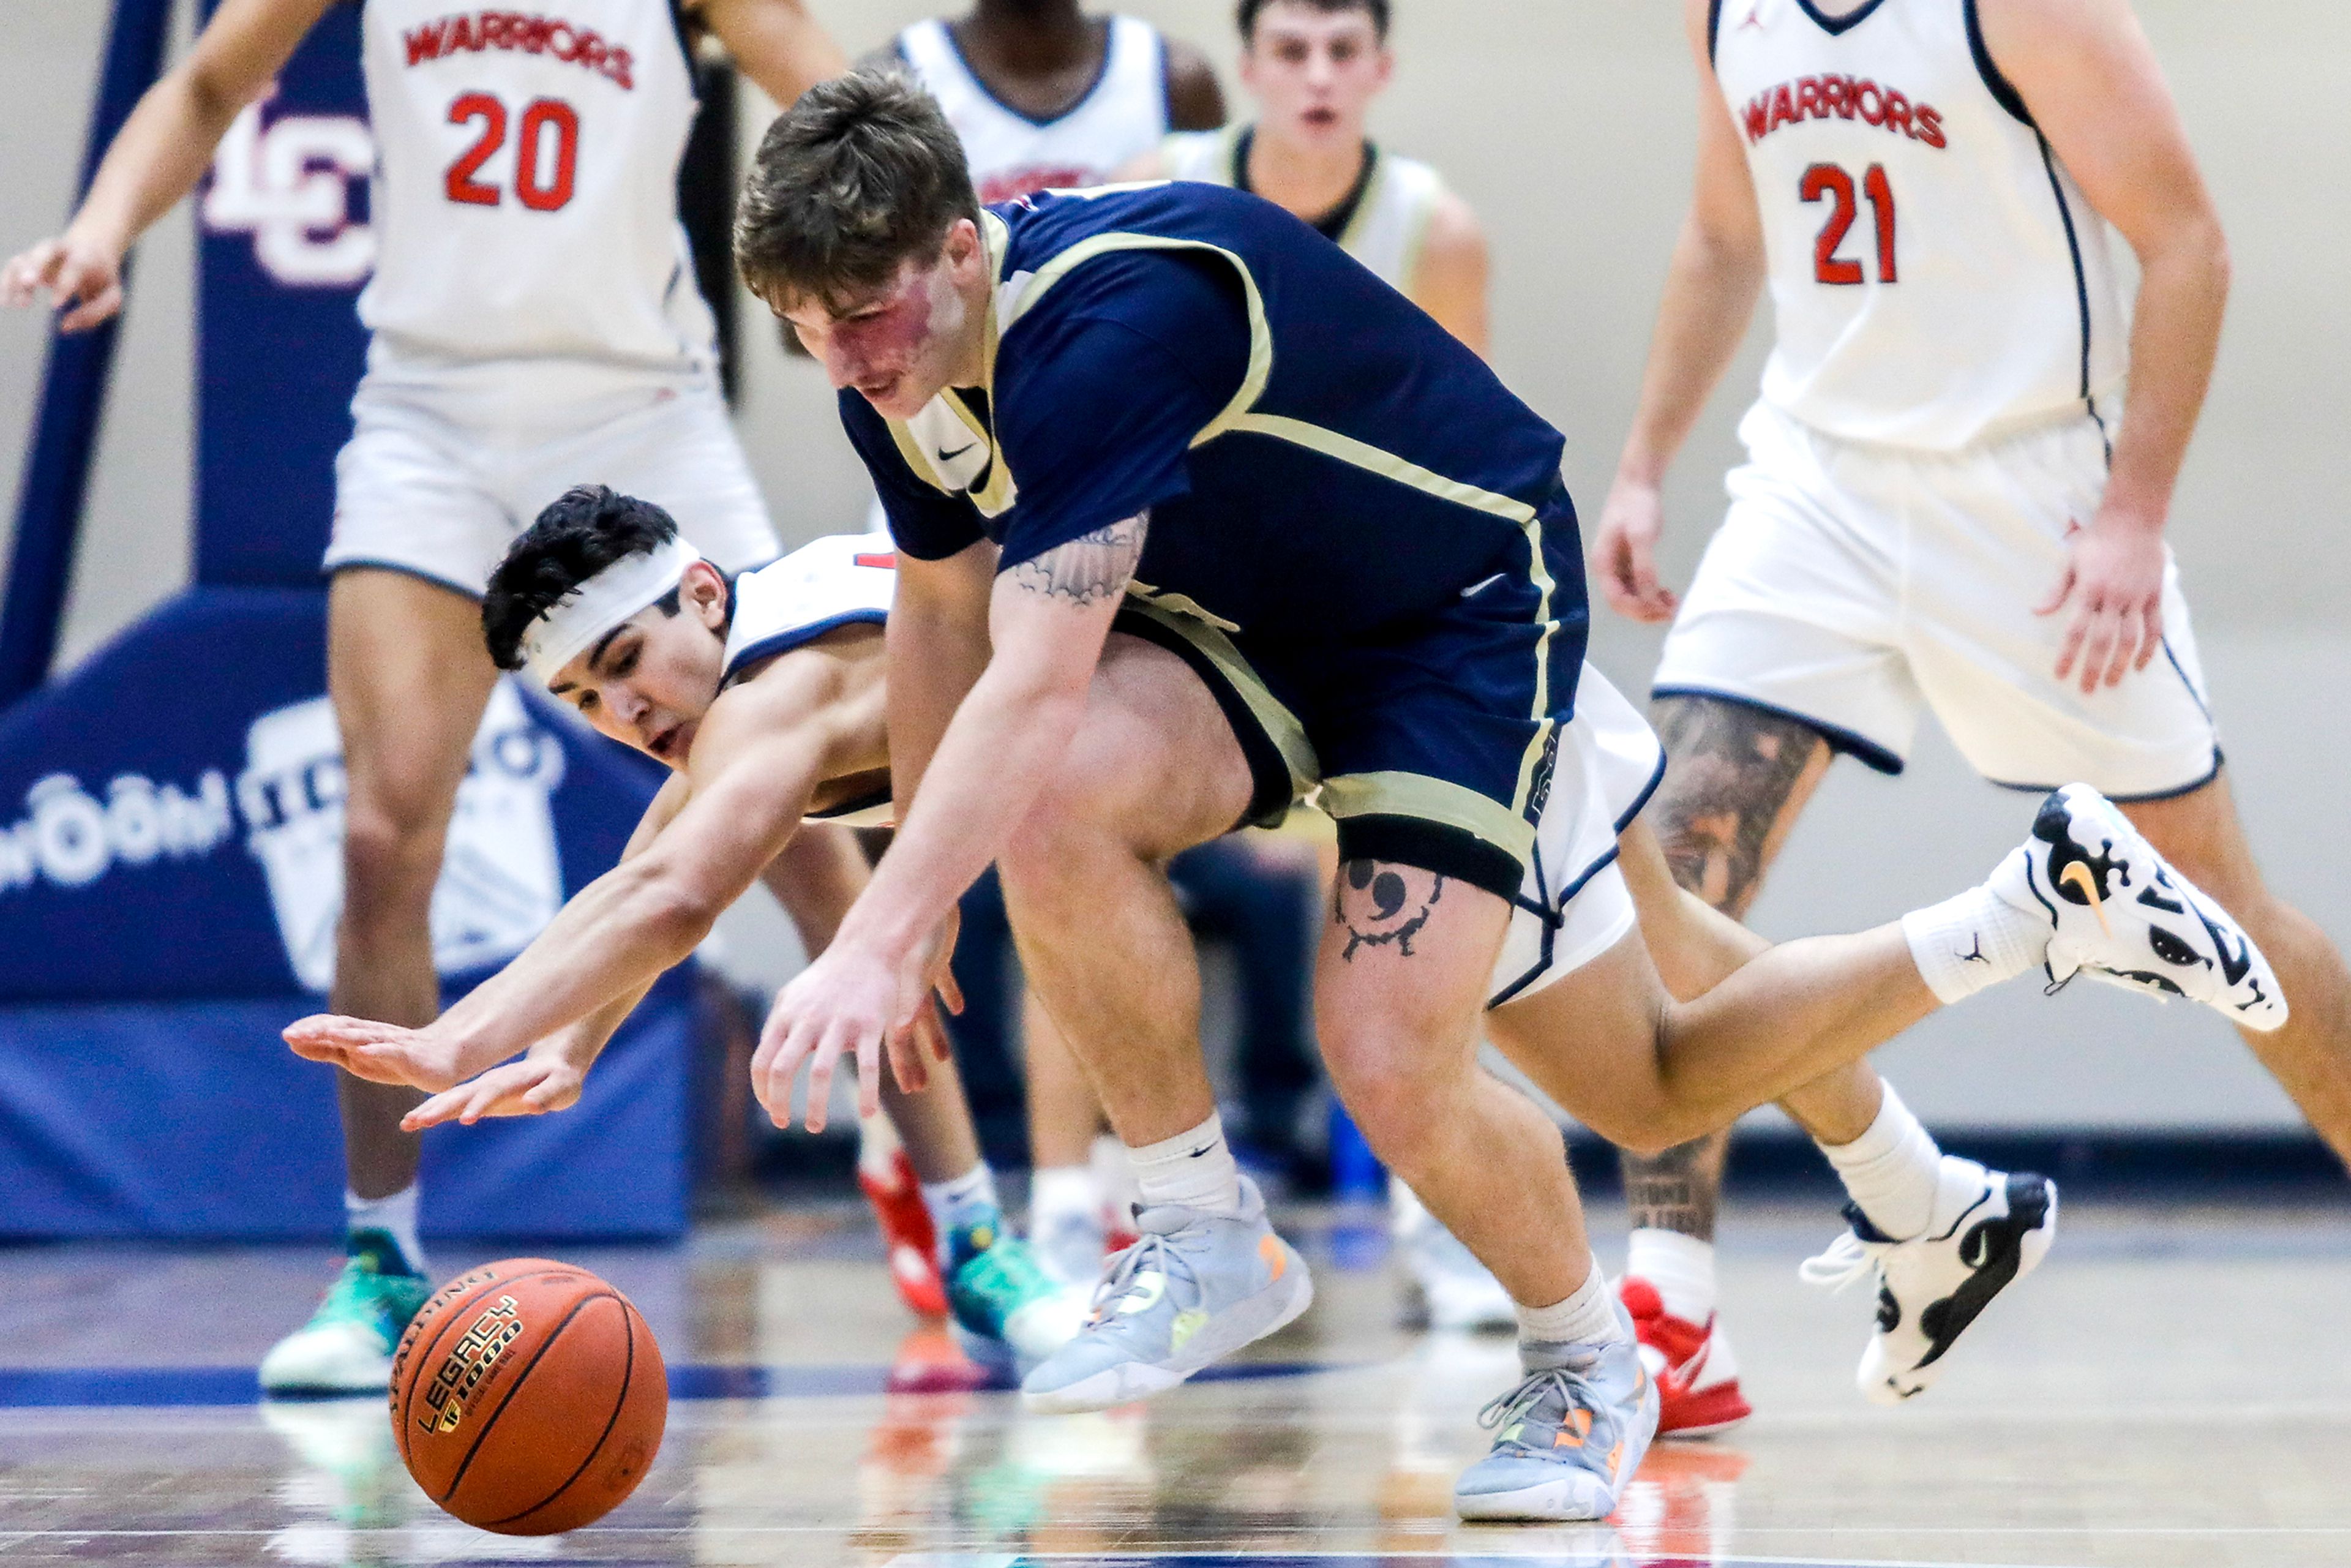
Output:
top-left (1712, 0), bottom-right (2128, 451)
top-left (358, 0), bottom-right (715, 375)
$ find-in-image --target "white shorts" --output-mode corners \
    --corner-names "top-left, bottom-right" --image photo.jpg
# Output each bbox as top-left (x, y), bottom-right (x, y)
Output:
top-left (1652, 400), bottom-right (2219, 799)
top-left (1485, 663), bottom-right (1667, 1008)
top-left (326, 370), bottom-right (779, 596)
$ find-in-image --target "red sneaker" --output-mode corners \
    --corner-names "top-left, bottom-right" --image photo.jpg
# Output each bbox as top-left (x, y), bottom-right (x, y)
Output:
top-left (1620, 1277), bottom-right (1752, 1437)
top-left (860, 1150), bottom-right (947, 1319)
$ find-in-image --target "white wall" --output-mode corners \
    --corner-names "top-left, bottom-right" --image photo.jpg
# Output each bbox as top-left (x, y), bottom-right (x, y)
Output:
top-left (3, 1), bottom-right (2344, 1128)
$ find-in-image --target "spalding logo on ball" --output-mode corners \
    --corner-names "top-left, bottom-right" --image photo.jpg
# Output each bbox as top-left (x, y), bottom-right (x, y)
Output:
top-left (389, 1258), bottom-right (668, 1534)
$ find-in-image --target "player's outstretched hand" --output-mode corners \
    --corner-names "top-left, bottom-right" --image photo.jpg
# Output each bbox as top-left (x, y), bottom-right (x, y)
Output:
top-left (1591, 474), bottom-right (1681, 623)
top-left (282, 1015), bottom-right (468, 1093)
top-left (751, 917), bottom-right (962, 1133)
top-left (403, 1056), bottom-right (585, 1131)
top-left (1, 233), bottom-right (127, 332)
top-left (2038, 513), bottom-right (2166, 695)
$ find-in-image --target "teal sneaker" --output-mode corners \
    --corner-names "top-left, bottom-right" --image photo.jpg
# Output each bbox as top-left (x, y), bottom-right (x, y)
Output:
top-left (259, 1229), bottom-right (433, 1395)
top-left (944, 1210), bottom-right (1089, 1381)
top-left (1021, 1174), bottom-right (1312, 1415)
top-left (1453, 1302), bottom-right (1659, 1521)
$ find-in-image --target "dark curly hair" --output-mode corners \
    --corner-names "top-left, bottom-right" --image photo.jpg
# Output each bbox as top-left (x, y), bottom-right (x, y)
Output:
top-left (482, 486), bottom-right (684, 672)
top-left (1237, 0), bottom-right (1389, 42)
top-left (734, 67), bottom-right (981, 313)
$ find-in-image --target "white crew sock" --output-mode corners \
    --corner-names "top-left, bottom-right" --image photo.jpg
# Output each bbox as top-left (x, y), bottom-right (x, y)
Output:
top-left (1029, 1164), bottom-right (1101, 1234)
top-left (1517, 1253), bottom-right (1627, 1349)
top-left (1624, 1228), bottom-right (1717, 1326)
top-left (1127, 1112), bottom-right (1244, 1216)
top-left (346, 1185), bottom-right (424, 1275)
top-left (1818, 1082), bottom-right (1944, 1241)
top-left (857, 1111), bottom-right (904, 1182)
top-left (919, 1163), bottom-right (1000, 1248)
top-left (1902, 882), bottom-right (2050, 1005)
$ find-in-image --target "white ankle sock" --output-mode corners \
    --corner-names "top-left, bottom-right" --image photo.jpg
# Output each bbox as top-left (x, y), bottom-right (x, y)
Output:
top-left (1818, 1083), bottom-right (1944, 1241)
top-left (1091, 1131), bottom-right (1141, 1218)
top-left (1127, 1112), bottom-right (1243, 1216)
top-left (919, 1163), bottom-right (1000, 1242)
top-left (1902, 881), bottom-right (2050, 1005)
top-left (1625, 1229), bottom-right (1717, 1326)
top-left (346, 1185), bottom-right (424, 1275)
top-left (856, 1112), bottom-right (904, 1181)
top-left (1029, 1164), bottom-right (1100, 1232)
top-left (1517, 1254), bottom-right (1625, 1349)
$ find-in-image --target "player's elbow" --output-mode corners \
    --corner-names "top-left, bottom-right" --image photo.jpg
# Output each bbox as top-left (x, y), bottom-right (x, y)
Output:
top-left (621, 861), bottom-right (727, 954)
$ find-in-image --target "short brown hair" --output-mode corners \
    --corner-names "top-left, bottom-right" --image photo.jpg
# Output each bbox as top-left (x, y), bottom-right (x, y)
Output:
top-left (734, 69), bottom-right (981, 313)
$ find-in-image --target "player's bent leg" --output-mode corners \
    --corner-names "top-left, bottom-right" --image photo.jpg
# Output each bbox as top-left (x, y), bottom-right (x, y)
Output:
top-left (1313, 866), bottom-right (1655, 1520)
top-left (263, 568), bottom-right (500, 1396)
top-left (1002, 634), bottom-right (1311, 1412)
top-left (2122, 771), bottom-right (2351, 1173)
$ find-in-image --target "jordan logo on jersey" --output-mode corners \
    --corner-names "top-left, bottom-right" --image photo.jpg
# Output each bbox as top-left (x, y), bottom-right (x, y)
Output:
top-left (1742, 75), bottom-right (1947, 149)
top-left (402, 10), bottom-right (637, 91)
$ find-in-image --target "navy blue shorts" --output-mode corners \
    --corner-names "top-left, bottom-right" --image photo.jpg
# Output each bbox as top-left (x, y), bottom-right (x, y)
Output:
top-left (1119, 486), bottom-right (1591, 901)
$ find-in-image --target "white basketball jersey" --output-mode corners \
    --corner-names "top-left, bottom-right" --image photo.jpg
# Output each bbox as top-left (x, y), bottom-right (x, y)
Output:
top-left (1712, 0), bottom-right (2128, 450)
top-left (358, 0), bottom-right (717, 375)
top-left (722, 535), bottom-right (898, 825)
top-left (1160, 126), bottom-right (1445, 294)
top-left (895, 17), bottom-right (1169, 205)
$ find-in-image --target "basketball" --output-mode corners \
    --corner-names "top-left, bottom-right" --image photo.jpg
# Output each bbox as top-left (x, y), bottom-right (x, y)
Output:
top-left (388, 1258), bottom-right (667, 1535)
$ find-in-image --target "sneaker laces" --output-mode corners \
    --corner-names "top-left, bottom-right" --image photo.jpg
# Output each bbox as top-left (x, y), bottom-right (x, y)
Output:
top-left (1087, 1227), bottom-right (1204, 1323)
top-left (1475, 1364), bottom-right (1594, 1447)
top-left (1798, 1229), bottom-right (1883, 1293)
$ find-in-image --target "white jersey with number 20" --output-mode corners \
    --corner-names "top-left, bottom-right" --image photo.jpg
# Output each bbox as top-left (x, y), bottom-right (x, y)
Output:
top-left (358, 0), bottom-right (716, 375)
top-left (1712, 0), bottom-right (2128, 451)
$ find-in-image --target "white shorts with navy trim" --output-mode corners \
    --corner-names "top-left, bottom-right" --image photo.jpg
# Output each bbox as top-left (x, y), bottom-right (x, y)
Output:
top-left (1485, 662), bottom-right (1666, 1009)
top-left (1652, 400), bottom-right (2219, 800)
top-left (326, 370), bottom-right (779, 597)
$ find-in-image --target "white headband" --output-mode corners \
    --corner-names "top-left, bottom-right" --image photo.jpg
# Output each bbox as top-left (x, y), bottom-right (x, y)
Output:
top-left (523, 536), bottom-right (705, 685)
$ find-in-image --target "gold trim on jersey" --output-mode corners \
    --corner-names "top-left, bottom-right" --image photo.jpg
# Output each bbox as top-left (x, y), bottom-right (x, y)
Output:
top-left (1115, 593), bottom-right (1319, 801)
top-left (1317, 771), bottom-right (1539, 869)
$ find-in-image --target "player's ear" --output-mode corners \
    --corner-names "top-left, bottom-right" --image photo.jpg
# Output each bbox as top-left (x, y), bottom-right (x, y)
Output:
top-left (684, 560), bottom-right (729, 630)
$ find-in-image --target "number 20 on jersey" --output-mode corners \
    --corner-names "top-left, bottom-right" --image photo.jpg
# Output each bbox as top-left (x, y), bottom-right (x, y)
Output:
top-left (445, 93), bottom-right (578, 211)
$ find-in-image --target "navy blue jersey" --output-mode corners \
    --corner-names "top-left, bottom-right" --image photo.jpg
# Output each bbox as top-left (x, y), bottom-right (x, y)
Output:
top-left (843, 181), bottom-right (1599, 899)
top-left (842, 182), bottom-right (1579, 642)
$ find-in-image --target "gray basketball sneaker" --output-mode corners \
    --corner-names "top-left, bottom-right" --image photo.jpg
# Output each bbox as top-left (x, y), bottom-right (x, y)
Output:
top-left (1453, 1298), bottom-right (1660, 1522)
top-left (1020, 1174), bottom-right (1312, 1414)
top-left (2000, 784), bottom-right (2285, 1030)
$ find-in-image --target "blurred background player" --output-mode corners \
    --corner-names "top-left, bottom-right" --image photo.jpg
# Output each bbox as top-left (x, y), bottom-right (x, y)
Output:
top-left (855, 0), bottom-right (1233, 1288)
top-left (1130, 0), bottom-right (1505, 1329)
top-left (1589, 0), bottom-right (2351, 1425)
top-left (1, 0), bottom-right (844, 1392)
top-left (291, 487), bottom-right (1089, 1378)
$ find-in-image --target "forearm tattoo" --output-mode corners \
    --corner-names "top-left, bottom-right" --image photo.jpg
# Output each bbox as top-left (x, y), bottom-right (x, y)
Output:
top-left (1009, 514), bottom-right (1147, 608)
top-left (1648, 696), bottom-right (1831, 918)
top-left (1333, 859), bottom-right (1446, 961)
top-left (1621, 1135), bottom-right (1727, 1241)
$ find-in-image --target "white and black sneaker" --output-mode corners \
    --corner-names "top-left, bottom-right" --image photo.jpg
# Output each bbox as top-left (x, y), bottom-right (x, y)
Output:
top-left (1801, 1158), bottom-right (2057, 1405)
top-left (1997, 784), bottom-right (2286, 1031)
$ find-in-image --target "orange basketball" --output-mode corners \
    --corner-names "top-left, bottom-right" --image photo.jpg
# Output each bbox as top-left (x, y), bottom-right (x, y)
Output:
top-left (389, 1258), bottom-right (667, 1535)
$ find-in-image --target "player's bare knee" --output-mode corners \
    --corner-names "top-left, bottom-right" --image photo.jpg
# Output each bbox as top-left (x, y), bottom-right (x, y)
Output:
top-left (338, 806), bottom-right (447, 914)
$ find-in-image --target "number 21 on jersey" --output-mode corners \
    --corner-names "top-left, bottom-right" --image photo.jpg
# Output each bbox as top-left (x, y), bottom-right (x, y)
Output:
top-left (1802, 162), bottom-right (1895, 285)
top-left (444, 94), bottom-right (579, 211)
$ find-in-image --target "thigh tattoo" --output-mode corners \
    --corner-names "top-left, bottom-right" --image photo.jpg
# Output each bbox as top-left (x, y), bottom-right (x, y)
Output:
top-left (1333, 859), bottom-right (1446, 961)
top-left (1649, 696), bottom-right (1831, 918)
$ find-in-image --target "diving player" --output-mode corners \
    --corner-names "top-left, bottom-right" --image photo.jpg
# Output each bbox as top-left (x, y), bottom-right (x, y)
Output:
top-left (2, 0), bottom-right (843, 1392)
top-left (734, 71), bottom-right (2282, 1520)
top-left (283, 486), bottom-right (1087, 1377)
top-left (1589, 0), bottom-right (2351, 1414)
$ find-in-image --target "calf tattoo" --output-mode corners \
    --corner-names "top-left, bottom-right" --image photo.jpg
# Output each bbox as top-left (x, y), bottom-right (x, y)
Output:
top-left (1622, 1136), bottom-right (1723, 1241)
top-left (1009, 514), bottom-right (1147, 607)
top-left (1333, 860), bottom-right (1445, 961)
top-left (1648, 695), bottom-right (1831, 918)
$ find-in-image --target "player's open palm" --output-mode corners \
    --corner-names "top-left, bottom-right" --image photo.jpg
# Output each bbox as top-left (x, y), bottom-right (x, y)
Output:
top-left (282, 1014), bottom-right (468, 1093)
top-left (2038, 516), bottom-right (2167, 694)
top-left (1591, 475), bottom-right (1681, 623)
top-left (1, 233), bottom-right (126, 332)
top-left (402, 1056), bottom-right (584, 1131)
